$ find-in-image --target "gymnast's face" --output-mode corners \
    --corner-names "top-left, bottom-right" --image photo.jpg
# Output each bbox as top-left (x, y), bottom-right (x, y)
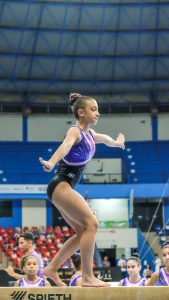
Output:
top-left (80, 99), bottom-right (100, 125)
top-left (162, 247), bottom-right (169, 267)
top-left (23, 257), bottom-right (39, 276)
top-left (127, 260), bottom-right (140, 277)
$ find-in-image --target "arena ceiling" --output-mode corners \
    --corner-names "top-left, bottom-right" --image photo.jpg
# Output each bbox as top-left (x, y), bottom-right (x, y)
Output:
top-left (0, 0), bottom-right (169, 114)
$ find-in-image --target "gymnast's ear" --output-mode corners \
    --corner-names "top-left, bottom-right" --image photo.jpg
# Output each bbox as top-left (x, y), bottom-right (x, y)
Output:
top-left (78, 108), bottom-right (85, 117)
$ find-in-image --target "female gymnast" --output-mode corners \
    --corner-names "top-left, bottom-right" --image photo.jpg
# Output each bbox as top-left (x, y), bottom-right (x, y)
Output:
top-left (14, 255), bottom-right (50, 287)
top-left (39, 93), bottom-right (125, 287)
top-left (69, 254), bottom-right (82, 286)
top-left (118, 256), bottom-right (146, 286)
top-left (147, 241), bottom-right (169, 286)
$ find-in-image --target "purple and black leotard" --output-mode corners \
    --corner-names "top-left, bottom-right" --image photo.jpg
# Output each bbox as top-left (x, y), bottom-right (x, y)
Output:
top-left (47, 125), bottom-right (95, 200)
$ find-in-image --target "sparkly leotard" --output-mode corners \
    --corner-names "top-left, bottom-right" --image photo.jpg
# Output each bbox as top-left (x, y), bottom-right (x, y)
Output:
top-left (18, 278), bottom-right (46, 287)
top-left (155, 267), bottom-right (169, 286)
top-left (63, 125), bottom-right (95, 166)
top-left (123, 277), bottom-right (146, 286)
top-left (69, 274), bottom-right (82, 286)
top-left (47, 125), bottom-right (95, 200)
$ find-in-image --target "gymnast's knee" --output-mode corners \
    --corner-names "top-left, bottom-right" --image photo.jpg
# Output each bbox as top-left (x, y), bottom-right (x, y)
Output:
top-left (85, 216), bottom-right (99, 233)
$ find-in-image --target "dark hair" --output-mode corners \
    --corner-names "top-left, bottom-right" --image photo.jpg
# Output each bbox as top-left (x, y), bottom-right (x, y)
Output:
top-left (127, 256), bottom-right (141, 265)
top-left (72, 254), bottom-right (81, 271)
top-left (20, 255), bottom-right (38, 270)
top-left (132, 252), bottom-right (140, 259)
top-left (162, 241), bottom-right (169, 249)
top-left (69, 93), bottom-right (94, 119)
top-left (19, 232), bottom-right (34, 242)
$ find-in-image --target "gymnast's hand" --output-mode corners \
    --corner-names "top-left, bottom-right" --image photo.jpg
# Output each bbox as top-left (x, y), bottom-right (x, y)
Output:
top-left (39, 157), bottom-right (55, 172)
top-left (5, 266), bottom-right (15, 277)
top-left (116, 133), bottom-right (125, 150)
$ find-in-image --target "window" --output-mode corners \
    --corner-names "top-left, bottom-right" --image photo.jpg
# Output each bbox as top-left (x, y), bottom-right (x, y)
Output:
top-left (0, 200), bottom-right (13, 217)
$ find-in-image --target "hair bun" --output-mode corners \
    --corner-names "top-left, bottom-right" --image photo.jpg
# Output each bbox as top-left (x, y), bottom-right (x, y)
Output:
top-left (69, 93), bottom-right (81, 105)
top-left (162, 241), bottom-right (169, 248)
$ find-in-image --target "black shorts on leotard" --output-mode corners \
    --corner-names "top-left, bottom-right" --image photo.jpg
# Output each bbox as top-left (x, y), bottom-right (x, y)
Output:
top-left (47, 160), bottom-right (85, 201)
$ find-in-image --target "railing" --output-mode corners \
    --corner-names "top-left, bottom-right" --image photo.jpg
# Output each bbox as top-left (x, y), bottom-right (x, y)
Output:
top-left (1, 171), bottom-right (168, 184)
top-left (0, 172), bottom-right (125, 184)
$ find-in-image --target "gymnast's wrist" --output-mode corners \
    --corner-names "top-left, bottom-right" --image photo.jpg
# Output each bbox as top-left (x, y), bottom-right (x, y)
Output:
top-left (49, 159), bottom-right (56, 168)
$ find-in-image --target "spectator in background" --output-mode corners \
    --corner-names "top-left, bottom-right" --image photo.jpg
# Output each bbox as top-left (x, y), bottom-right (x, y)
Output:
top-left (102, 255), bottom-right (111, 268)
top-left (14, 255), bottom-right (50, 287)
top-left (117, 254), bottom-right (127, 279)
top-left (13, 227), bottom-right (22, 242)
top-left (143, 264), bottom-right (153, 279)
top-left (153, 253), bottom-right (162, 272)
top-left (5, 232), bottom-right (44, 280)
top-left (94, 244), bottom-right (103, 267)
top-left (61, 257), bottom-right (74, 269)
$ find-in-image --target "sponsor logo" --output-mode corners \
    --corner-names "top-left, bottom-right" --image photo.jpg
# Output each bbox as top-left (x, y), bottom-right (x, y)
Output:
top-left (28, 294), bottom-right (71, 300)
top-left (67, 173), bottom-right (75, 178)
top-left (10, 291), bottom-right (27, 300)
top-left (10, 292), bottom-right (71, 300)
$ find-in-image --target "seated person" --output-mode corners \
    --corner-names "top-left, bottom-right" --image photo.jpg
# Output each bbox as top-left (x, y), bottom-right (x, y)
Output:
top-left (5, 232), bottom-right (44, 279)
top-left (143, 264), bottom-right (153, 279)
top-left (14, 255), bottom-right (50, 287)
top-left (69, 254), bottom-right (82, 286)
top-left (102, 255), bottom-right (111, 268)
top-left (147, 241), bottom-right (169, 286)
top-left (118, 256), bottom-right (146, 286)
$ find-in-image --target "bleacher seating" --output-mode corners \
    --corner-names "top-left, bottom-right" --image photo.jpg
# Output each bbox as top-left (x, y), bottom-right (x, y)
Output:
top-left (0, 141), bottom-right (169, 184)
top-left (0, 225), bottom-right (74, 268)
top-left (0, 141), bottom-right (121, 184)
top-left (124, 141), bottom-right (169, 183)
top-left (0, 142), bottom-right (57, 184)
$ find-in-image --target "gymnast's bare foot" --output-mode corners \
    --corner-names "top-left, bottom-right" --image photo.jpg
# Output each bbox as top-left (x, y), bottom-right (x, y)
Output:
top-left (81, 276), bottom-right (111, 287)
top-left (43, 265), bottom-right (66, 287)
